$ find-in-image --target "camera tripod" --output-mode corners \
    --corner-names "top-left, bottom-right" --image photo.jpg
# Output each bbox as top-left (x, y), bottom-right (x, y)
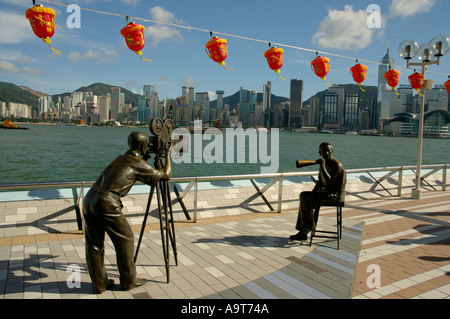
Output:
top-left (134, 154), bottom-right (178, 283)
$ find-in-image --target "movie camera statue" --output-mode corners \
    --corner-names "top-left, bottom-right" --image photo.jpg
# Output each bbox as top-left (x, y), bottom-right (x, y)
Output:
top-left (143, 118), bottom-right (181, 161)
top-left (135, 118), bottom-right (181, 283)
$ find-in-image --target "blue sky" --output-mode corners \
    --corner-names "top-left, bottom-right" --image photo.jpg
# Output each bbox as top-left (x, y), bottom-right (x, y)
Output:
top-left (0, 0), bottom-right (449, 101)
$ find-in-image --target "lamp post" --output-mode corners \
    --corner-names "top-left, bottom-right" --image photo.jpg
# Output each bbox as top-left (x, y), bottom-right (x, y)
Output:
top-left (398, 36), bottom-right (450, 199)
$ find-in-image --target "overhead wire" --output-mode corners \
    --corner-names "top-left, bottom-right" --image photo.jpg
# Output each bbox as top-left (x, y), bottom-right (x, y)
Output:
top-left (38, 0), bottom-right (449, 78)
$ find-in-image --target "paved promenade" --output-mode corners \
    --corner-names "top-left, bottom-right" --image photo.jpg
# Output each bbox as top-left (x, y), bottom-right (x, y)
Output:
top-left (0, 171), bottom-right (449, 304)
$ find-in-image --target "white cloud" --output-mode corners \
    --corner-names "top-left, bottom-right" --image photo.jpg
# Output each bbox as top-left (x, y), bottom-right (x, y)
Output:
top-left (120, 0), bottom-right (141, 5)
top-left (125, 80), bottom-right (137, 87)
top-left (150, 6), bottom-right (178, 23)
top-left (389, 0), bottom-right (436, 18)
top-left (145, 6), bottom-right (183, 47)
top-left (311, 5), bottom-right (383, 51)
top-left (179, 77), bottom-right (196, 87)
top-left (0, 59), bottom-right (43, 74)
top-left (0, 10), bottom-right (35, 44)
top-left (0, 0), bottom-right (30, 8)
top-left (0, 50), bottom-right (33, 63)
top-left (68, 49), bottom-right (119, 63)
top-left (158, 76), bottom-right (168, 83)
top-left (16, 57), bottom-right (33, 63)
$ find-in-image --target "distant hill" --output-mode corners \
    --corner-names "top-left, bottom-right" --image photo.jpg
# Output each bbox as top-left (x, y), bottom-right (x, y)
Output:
top-left (0, 81), bottom-right (43, 110)
top-left (19, 86), bottom-right (48, 98)
top-left (52, 82), bottom-right (142, 107)
top-left (0, 81), bottom-right (143, 111)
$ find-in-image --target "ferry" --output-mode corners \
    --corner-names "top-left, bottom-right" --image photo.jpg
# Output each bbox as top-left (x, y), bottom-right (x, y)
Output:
top-left (319, 128), bottom-right (333, 134)
top-left (0, 119), bottom-right (29, 130)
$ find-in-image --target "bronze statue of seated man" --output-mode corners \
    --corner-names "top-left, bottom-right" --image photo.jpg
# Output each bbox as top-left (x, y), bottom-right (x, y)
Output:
top-left (291, 142), bottom-right (346, 241)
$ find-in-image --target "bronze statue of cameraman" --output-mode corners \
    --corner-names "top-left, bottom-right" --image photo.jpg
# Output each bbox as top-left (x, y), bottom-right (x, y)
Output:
top-left (83, 127), bottom-right (173, 294)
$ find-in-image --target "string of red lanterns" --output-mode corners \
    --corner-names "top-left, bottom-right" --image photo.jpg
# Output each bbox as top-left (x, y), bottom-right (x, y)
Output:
top-left (120, 20), bottom-right (151, 62)
top-left (264, 45), bottom-right (286, 81)
top-left (25, 4), bottom-right (60, 55)
top-left (205, 35), bottom-right (233, 70)
top-left (384, 67), bottom-right (401, 95)
top-left (444, 76), bottom-right (450, 94)
top-left (408, 71), bottom-right (425, 97)
top-left (350, 61), bottom-right (368, 92)
top-left (24, 1), bottom-right (450, 94)
top-left (311, 54), bottom-right (331, 87)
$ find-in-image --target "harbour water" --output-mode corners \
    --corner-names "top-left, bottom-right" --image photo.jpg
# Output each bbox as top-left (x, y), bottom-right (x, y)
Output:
top-left (0, 124), bottom-right (449, 184)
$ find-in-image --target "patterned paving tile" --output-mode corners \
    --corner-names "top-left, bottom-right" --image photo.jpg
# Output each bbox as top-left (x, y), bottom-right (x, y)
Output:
top-left (0, 173), bottom-right (449, 302)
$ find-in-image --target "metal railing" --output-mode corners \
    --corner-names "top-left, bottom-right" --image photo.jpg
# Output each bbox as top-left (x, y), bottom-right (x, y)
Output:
top-left (0, 164), bottom-right (448, 227)
top-left (170, 164), bottom-right (448, 221)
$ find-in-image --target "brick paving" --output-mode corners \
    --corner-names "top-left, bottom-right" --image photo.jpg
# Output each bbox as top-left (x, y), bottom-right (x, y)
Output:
top-left (0, 171), bottom-right (449, 302)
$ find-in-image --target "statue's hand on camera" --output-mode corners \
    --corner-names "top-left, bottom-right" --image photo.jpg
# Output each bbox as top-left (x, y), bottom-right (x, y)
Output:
top-left (165, 143), bottom-right (174, 156)
top-left (142, 148), bottom-right (151, 161)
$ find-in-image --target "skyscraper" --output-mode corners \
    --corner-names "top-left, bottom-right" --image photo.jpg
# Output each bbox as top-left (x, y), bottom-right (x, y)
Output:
top-left (216, 90), bottom-right (224, 110)
top-left (143, 85), bottom-right (159, 120)
top-left (182, 86), bottom-right (195, 121)
top-left (239, 87), bottom-right (248, 106)
top-left (38, 96), bottom-right (52, 116)
top-left (322, 85), bottom-right (345, 131)
top-left (110, 87), bottom-right (121, 120)
top-left (249, 90), bottom-right (257, 112)
top-left (323, 92), bottom-right (338, 125)
top-left (262, 81), bottom-right (272, 127)
top-left (378, 49), bottom-right (396, 123)
top-left (138, 96), bottom-right (147, 123)
top-left (289, 79), bottom-right (303, 128)
top-left (248, 91), bottom-right (258, 127)
top-left (182, 86), bottom-right (195, 108)
top-left (98, 95), bottom-right (111, 123)
top-left (195, 92), bottom-right (210, 122)
top-left (343, 93), bottom-right (359, 129)
top-left (63, 96), bottom-right (72, 111)
top-left (262, 81), bottom-right (271, 111)
top-left (143, 85), bottom-right (155, 98)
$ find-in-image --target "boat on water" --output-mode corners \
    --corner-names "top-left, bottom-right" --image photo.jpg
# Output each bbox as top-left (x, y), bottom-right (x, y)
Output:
top-left (0, 119), bottom-right (29, 130)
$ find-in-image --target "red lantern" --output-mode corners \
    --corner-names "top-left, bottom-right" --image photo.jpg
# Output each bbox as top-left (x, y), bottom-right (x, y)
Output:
top-left (205, 36), bottom-right (233, 70)
top-left (384, 68), bottom-right (401, 95)
top-left (25, 5), bottom-right (60, 55)
top-left (264, 46), bottom-right (285, 81)
top-left (120, 22), bottom-right (151, 62)
top-left (350, 62), bottom-right (368, 91)
top-left (311, 55), bottom-right (330, 87)
top-left (408, 72), bottom-right (424, 96)
top-left (443, 77), bottom-right (450, 94)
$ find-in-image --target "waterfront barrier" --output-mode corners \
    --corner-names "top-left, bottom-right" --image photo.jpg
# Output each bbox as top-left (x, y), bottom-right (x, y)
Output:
top-left (0, 164), bottom-right (448, 236)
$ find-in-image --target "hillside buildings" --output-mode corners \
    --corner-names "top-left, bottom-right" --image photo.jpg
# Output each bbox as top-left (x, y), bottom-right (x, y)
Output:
top-left (0, 101), bottom-right (32, 119)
